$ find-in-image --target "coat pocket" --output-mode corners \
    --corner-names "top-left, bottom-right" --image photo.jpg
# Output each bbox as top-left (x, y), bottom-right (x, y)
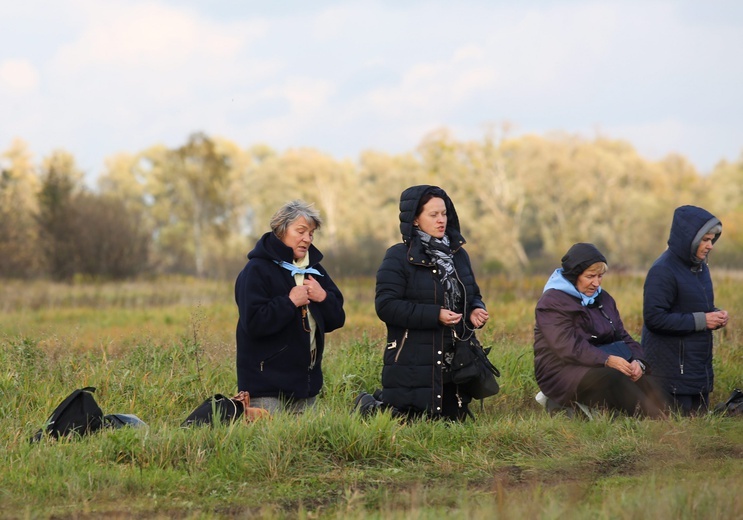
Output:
top-left (383, 330), bottom-right (409, 365)
top-left (260, 345), bottom-right (289, 372)
top-left (394, 329), bottom-right (409, 363)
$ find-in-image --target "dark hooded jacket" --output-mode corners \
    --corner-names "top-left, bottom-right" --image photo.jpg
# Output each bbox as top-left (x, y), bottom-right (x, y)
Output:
top-left (235, 231), bottom-right (345, 398)
top-left (641, 205), bottom-right (721, 396)
top-left (375, 185), bottom-right (485, 416)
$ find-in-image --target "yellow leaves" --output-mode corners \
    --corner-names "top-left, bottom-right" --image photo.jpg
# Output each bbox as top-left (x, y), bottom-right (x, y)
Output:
top-left (6, 130), bottom-right (743, 277)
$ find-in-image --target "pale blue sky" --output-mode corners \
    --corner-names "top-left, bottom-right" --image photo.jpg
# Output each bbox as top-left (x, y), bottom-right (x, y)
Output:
top-left (1, 0), bottom-right (742, 179)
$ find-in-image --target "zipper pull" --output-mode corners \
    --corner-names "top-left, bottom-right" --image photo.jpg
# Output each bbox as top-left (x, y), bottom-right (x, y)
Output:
top-left (680, 364), bottom-right (684, 375)
top-left (260, 361), bottom-right (264, 372)
top-left (456, 392), bottom-right (462, 408)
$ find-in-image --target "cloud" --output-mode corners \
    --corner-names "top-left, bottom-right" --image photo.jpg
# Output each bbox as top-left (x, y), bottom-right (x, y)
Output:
top-left (51, 1), bottom-right (273, 95)
top-left (54, 2), bottom-right (257, 71)
top-left (0, 59), bottom-right (39, 93)
top-left (0, 0), bottom-right (742, 177)
top-left (607, 118), bottom-right (743, 170)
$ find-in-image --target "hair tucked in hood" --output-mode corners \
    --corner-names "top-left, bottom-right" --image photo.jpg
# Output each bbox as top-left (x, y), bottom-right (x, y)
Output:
top-left (667, 205), bottom-right (721, 267)
top-left (398, 185), bottom-right (462, 244)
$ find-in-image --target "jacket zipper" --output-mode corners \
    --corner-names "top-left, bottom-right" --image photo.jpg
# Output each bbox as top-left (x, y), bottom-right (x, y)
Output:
top-left (679, 340), bottom-right (684, 375)
top-left (394, 330), bottom-right (409, 363)
top-left (260, 345), bottom-right (289, 372)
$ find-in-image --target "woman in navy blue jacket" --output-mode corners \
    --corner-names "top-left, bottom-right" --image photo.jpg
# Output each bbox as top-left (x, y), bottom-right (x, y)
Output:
top-left (642, 205), bottom-right (728, 415)
top-left (235, 200), bottom-right (345, 413)
top-left (375, 185), bottom-right (489, 421)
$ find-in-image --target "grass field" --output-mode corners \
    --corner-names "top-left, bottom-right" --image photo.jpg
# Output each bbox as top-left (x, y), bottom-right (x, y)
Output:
top-left (1, 274), bottom-right (741, 519)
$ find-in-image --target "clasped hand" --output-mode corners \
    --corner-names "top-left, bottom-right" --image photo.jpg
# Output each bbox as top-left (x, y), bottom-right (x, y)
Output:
top-left (289, 275), bottom-right (326, 307)
top-left (438, 308), bottom-right (489, 328)
top-left (706, 310), bottom-right (729, 330)
top-left (605, 355), bottom-right (644, 382)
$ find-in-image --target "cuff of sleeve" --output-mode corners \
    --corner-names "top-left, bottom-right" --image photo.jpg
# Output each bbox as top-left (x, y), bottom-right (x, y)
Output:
top-left (692, 312), bottom-right (707, 331)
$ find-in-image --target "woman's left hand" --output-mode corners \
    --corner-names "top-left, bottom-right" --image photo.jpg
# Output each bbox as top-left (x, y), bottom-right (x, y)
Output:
top-left (304, 275), bottom-right (327, 303)
top-left (469, 308), bottom-right (489, 328)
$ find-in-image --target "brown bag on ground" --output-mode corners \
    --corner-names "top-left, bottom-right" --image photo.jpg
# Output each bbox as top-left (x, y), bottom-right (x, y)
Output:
top-left (232, 391), bottom-right (271, 423)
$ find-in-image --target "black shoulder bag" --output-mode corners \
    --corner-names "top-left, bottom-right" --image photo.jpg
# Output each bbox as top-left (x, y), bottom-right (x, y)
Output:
top-left (450, 334), bottom-right (501, 399)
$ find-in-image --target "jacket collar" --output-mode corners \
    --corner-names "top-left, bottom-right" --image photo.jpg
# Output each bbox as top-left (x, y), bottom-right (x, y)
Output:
top-left (406, 232), bottom-right (465, 265)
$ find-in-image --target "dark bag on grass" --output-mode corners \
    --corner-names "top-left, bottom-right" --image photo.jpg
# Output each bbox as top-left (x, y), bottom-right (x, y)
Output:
top-left (181, 394), bottom-right (244, 427)
top-left (451, 335), bottom-right (501, 399)
top-left (30, 386), bottom-right (104, 443)
top-left (597, 340), bottom-right (633, 361)
top-left (713, 388), bottom-right (743, 417)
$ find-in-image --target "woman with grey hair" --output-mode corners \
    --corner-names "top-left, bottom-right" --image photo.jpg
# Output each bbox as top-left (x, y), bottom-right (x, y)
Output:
top-left (235, 200), bottom-right (345, 413)
top-left (642, 205), bottom-right (728, 415)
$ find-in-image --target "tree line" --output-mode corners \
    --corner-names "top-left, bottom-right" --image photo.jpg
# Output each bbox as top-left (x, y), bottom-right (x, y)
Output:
top-left (1, 129), bottom-right (742, 281)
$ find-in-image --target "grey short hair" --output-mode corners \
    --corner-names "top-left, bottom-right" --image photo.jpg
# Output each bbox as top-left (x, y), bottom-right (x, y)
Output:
top-left (270, 200), bottom-right (322, 238)
top-left (708, 223), bottom-right (722, 236)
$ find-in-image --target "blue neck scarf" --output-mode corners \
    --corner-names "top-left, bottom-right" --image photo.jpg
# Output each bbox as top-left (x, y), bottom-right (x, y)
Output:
top-left (543, 268), bottom-right (601, 307)
top-left (273, 260), bottom-right (323, 277)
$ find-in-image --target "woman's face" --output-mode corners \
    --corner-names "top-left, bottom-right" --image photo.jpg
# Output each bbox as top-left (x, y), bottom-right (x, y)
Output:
top-left (575, 267), bottom-right (604, 296)
top-left (695, 232), bottom-right (716, 260)
top-left (414, 197), bottom-right (447, 238)
top-left (280, 216), bottom-right (315, 260)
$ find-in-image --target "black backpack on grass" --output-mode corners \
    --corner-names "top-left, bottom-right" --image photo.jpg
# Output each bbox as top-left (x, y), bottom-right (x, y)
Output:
top-left (30, 387), bottom-right (104, 443)
top-left (714, 388), bottom-right (743, 417)
top-left (180, 394), bottom-right (243, 427)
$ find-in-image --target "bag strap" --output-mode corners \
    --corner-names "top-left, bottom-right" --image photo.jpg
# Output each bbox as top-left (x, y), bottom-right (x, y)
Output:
top-left (213, 394), bottom-right (242, 419)
top-left (227, 396), bottom-right (239, 418)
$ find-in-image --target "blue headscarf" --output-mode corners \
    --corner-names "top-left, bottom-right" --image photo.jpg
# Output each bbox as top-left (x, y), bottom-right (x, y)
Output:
top-left (543, 268), bottom-right (602, 307)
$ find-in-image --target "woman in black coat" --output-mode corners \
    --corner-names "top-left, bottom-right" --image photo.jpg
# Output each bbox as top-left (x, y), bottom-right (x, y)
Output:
top-left (235, 200), bottom-right (345, 413)
top-left (642, 205), bottom-right (728, 415)
top-left (375, 185), bottom-right (489, 421)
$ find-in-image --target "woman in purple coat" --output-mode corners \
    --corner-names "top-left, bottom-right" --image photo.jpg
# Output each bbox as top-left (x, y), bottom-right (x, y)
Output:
top-left (534, 243), bottom-right (665, 417)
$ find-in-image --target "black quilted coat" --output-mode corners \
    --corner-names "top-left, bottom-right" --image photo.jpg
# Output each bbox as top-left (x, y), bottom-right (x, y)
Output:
top-left (375, 185), bottom-right (486, 416)
top-left (641, 205), bottom-right (722, 396)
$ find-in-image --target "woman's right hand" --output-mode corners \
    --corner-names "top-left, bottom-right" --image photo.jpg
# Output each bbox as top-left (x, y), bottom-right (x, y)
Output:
top-left (439, 309), bottom-right (462, 327)
top-left (289, 285), bottom-right (310, 307)
top-left (605, 355), bottom-right (634, 377)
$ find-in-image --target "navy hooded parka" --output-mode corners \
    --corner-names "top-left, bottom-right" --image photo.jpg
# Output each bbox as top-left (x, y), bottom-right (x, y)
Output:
top-left (641, 205), bottom-right (722, 396)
